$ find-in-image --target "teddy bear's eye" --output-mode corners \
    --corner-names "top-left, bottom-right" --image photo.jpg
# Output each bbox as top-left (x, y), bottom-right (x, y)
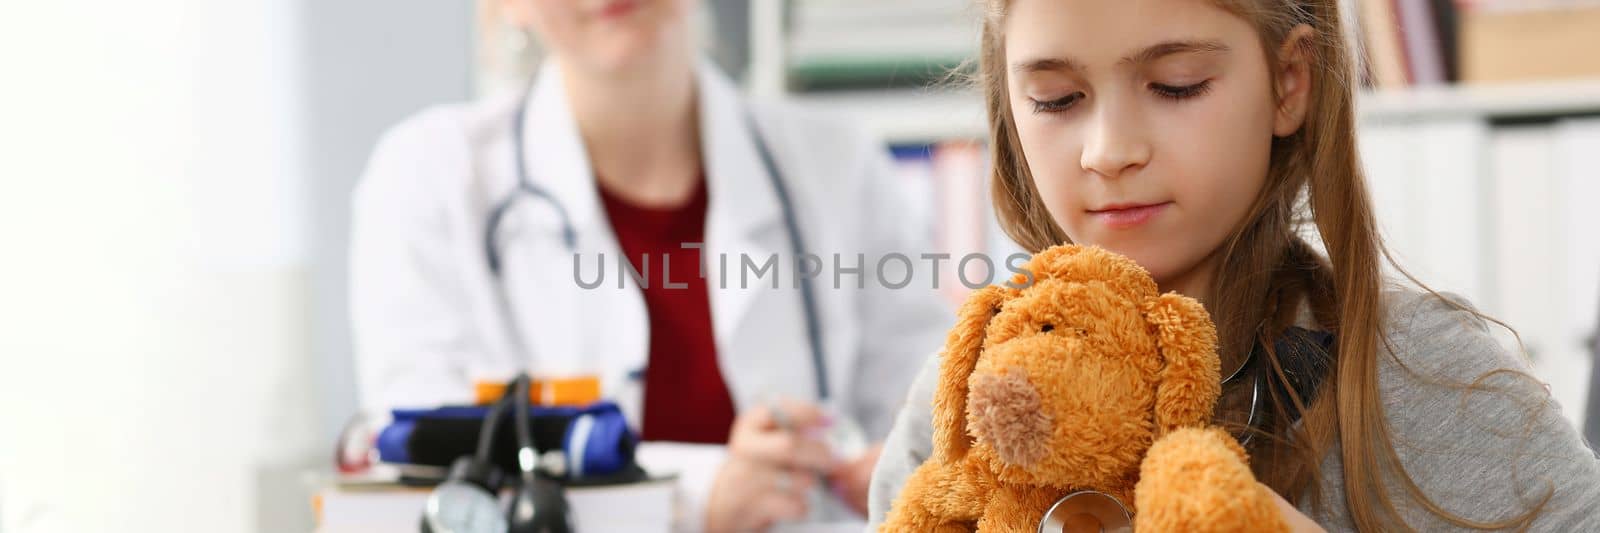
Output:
top-left (1041, 324), bottom-right (1054, 333)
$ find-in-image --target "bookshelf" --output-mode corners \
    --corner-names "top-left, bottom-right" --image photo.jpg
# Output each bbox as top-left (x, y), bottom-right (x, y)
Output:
top-left (1359, 78), bottom-right (1600, 125)
top-left (787, 89), bottom-right (986, 143)
top-left (750, 1), bottom-right (1600, 141)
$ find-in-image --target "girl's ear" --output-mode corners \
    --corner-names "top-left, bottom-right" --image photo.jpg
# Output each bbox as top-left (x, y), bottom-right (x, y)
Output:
top-left (1143, 292), bottom-right (1223, 435)
top-left (932, 285), bottom-right (1011, 462)
top-left (1273, 23), bottom-right (1317, 138)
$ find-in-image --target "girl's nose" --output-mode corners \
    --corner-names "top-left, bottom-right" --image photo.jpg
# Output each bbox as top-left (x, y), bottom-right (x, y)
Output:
top-left (1079, 101), bottom-right (1152, 179)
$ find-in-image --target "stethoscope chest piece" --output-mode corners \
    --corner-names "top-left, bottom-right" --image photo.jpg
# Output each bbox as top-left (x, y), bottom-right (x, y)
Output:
top-left (1037, 490), bottom-right (1132, 533)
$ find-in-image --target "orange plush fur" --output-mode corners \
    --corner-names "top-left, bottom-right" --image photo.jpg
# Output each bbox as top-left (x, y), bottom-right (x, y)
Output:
top-left (881, 245), bottom-right (1287, 532)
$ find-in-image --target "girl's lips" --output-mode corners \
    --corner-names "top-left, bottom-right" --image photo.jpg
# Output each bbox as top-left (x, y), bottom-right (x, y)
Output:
top-left (1088, 202), bottom-right (1171, 229)
top-left (597, 0), bottom-right (640, 19)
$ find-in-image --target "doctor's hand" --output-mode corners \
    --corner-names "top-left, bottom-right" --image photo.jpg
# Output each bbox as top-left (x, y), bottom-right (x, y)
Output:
top-left (705, 401), bottom-right (836, 533)
top-left (825, 442), bottom-right (881, 517)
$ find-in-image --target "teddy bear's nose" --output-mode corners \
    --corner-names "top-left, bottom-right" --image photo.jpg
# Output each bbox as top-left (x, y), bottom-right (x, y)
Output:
top-left (968, 367), bottom-right (1052, 467)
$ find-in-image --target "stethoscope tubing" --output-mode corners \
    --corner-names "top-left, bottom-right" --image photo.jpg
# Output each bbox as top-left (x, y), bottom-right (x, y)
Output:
top-left (486, 76), bottom-right (830, 401)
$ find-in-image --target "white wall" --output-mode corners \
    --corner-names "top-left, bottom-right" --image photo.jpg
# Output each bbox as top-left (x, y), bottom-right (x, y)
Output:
top-left (0, 1), bottom-right (309, 530)
top-left (0, 1), bottom-right (471, 531)
top-left (298, 0), bottom-right (474, 453)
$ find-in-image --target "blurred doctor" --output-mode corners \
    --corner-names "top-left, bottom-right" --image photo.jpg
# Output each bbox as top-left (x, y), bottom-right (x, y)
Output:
top-left (347, 0), bottom-right (951, 530)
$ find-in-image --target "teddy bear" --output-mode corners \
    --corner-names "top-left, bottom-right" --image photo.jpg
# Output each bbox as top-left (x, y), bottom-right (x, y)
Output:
top-left (881, 244), bottom-right (1288, 532)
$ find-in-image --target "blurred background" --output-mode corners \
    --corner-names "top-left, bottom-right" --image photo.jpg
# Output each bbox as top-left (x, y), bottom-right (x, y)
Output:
top-left (1, 0), bottom-right (1598, 531)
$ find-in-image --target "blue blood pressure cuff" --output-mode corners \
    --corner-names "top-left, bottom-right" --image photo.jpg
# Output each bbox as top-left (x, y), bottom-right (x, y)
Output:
top-left (376, 401), bottom-right (636, 479)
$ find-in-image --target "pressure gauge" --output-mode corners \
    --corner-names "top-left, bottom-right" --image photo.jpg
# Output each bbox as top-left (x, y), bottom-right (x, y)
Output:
top-left (422, 481), bottom-right (507, 533)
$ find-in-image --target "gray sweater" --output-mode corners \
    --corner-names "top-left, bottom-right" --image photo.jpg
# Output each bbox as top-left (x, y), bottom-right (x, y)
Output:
top-left (866, 289), bottom-right (1600, 531)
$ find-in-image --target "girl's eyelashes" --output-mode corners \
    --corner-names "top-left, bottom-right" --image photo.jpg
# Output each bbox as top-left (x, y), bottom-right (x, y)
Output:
top-left (1029, 92), bottom-right (1084, 114)
top-left (1150, 80), bottom-right (1213, 100)
top-left (1027, 80), bottom-right (1212, 114)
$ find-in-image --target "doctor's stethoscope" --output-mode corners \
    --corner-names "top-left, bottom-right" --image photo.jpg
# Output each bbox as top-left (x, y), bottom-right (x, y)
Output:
top-left (481, 85), bottom-right (833, 404)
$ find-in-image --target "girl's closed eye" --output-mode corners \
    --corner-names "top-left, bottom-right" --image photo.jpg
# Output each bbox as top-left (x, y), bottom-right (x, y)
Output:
top-left (1030, 92), bottom-right (1085, 114)
top-left (1150, 80), bottom-right (1213, 100)
top-left (1027, 80), bottom-right (1212, 115)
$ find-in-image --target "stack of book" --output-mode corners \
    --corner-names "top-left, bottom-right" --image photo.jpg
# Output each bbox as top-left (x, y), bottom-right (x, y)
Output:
top-left (313, 474), bottom-right (678, 533)
top-left (1356, 0), bottom-right (1600, 88)
top-left (785, 0), bottom-right (978, 91)
top-left (889, 141), bottom-right (1025, 308)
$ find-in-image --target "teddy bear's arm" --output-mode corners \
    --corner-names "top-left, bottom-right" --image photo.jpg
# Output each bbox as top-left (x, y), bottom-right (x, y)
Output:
top-left (880, 456), bottom-right (996, 532)
top-left (974, 484), bottom-right (1063, 533)
top-left (1133, 427), bottom-right (1288, 533)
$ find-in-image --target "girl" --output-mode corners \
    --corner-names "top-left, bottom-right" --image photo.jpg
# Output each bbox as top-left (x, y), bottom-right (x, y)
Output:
top-left (350, 1), bottom-right (952, 531)
top-left (867, 0), bottom-right (1600, 530)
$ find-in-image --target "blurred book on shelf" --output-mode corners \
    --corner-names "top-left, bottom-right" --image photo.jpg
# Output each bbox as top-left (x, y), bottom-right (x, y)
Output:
top-left (1358, 0), bottom-right (1415, 88)
top-left (313, 476), bottom-right (677, 533)
top-left (932, 141), bottom-right (988, 305)
top-left (888, 144), bottom-right (939, 247)
top-left (1356, 0), bottom-right (1462, 87)
top-left (1458, 1), bottom-right (1600, 83)
top-left (890, 141), bottom-right (1024, 307)
top-left (786, 0), bottom-right (978, 91)
top-left (1356, 0), bottom-right (1600, 88)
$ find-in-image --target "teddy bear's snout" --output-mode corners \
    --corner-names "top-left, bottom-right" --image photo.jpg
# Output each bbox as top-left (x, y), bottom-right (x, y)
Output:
top-left (968, 367), bottom-right (1053, 467)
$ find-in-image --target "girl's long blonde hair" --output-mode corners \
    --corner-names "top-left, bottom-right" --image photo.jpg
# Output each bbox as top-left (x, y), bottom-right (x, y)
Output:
top-left (976, 0), bottom-right (1546, 529)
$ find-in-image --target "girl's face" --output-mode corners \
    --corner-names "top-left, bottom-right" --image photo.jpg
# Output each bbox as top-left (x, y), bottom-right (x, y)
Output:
top-left (504, 0), bottom-right (695, 75)
top-left (1004, 0), bottom-right (1305, 294)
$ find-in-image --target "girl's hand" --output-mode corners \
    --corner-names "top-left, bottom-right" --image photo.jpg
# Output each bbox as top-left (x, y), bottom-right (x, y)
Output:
top-left (1261, 482), bottom-right (1327, 533)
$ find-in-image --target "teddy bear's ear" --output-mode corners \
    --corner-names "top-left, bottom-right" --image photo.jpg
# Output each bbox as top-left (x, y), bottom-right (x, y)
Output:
top-left (1143, 292), bottom-right (1223, 435)
top-left (931, 284), bottom-right (1011, 462)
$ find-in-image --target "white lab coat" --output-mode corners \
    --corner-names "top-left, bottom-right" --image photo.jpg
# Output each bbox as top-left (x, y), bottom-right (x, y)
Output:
top-left (348, 59), bottom-right (952, 529)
